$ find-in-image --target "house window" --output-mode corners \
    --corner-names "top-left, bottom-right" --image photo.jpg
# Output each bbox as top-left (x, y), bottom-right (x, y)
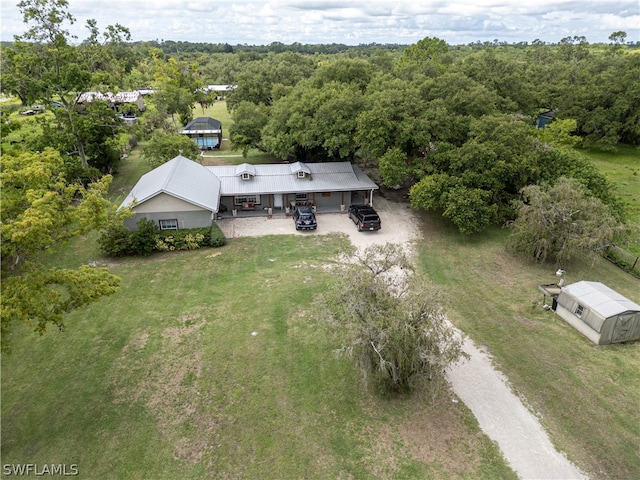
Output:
top-left (297, 171), bottom-right (306, 178)
top-left (159, 219), bottom-right (178, 230)
top-left (295, 193), bottom-right (308, 201)
top-left (575, 304), bottom-right (584, 318)
top-left (241, 172), bottom-right (251, 180)
top-left (234, 195), bottom-right (260, 206)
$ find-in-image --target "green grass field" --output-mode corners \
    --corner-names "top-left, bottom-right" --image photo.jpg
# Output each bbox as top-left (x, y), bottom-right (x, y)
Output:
top-left (583, 145), bottom-right (640, 256)
top-left (416, 213), bottom-right (640, 480)
top-left (1, 235), bottom-right (516, 479)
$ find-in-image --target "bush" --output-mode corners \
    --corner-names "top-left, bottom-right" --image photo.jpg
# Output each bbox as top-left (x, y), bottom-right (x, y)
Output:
top-left (99, 220), bottom-right (226, 256)
top-left (130, 218), bottom-right (159, 256)
top-left (155, 230), bottom-right (206, 251)
top-left (210, 221), bottom-right (227, 247)
top-left (98, 224), bottom-right (133, 257)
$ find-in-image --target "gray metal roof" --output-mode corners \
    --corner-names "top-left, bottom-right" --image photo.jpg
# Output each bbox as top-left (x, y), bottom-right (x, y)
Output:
top-left (206, 161), bottom-right (378, 196)
top-left (562, 281), bottom-right (640, 318)
top-left (120, 157), bottom-right (378, 215)
top-left (180, 117), bottom-right (222, 135)
top-left (119, 155), bottom-right (220, 212)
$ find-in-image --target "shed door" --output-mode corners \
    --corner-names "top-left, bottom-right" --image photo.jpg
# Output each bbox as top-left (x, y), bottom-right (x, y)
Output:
top-left (611, 313), bottom-right (635, 343)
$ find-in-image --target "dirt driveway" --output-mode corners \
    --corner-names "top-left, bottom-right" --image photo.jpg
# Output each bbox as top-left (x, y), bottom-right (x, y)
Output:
top-left (217, 196), bottom-right (421, 251)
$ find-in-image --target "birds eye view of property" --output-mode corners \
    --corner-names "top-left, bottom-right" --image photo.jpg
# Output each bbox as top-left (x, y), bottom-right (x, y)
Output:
top-left (1, 1), bottom-right (639, 478)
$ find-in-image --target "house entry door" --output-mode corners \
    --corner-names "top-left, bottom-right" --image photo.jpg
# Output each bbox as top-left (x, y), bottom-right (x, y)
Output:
top-left (274, 194), bottom-right (284, 209)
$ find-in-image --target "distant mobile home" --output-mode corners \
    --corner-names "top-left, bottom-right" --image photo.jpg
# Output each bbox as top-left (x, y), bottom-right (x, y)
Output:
top-left (554, 281), bottom-right (640, 345)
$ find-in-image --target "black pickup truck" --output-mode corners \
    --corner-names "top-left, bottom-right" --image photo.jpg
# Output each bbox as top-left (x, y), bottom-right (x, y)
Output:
top-left (348, 204), bottom-right (381, 231)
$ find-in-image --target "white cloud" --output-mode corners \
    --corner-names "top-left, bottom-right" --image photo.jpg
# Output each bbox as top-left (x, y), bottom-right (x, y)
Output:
top-left (1, 0), bottom-right (637, 44)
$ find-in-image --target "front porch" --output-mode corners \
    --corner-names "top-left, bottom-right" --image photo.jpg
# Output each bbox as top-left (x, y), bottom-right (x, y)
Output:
top-left (217, 190), bottom-right (373, 219)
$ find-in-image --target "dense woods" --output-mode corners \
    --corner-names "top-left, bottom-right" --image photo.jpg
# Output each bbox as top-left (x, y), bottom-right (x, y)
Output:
top-left (1, 0), bottom-right (638, 341)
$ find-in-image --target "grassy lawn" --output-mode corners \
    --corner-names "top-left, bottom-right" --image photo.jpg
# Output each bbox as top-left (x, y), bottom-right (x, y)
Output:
top-left (416, 212), bottom-right (640, 480)
top-left (1, 235), bottom-right (515, 479)
top-left (192, 100), bottom-right (279, 165)
top-left (583, 145), bottom-right (640, 255)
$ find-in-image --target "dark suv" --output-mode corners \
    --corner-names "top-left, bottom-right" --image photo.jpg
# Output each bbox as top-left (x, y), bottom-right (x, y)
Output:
top-left (348, 204), bottom-right (381, 231)
top-left (293, 205), bottom-right (317, 230)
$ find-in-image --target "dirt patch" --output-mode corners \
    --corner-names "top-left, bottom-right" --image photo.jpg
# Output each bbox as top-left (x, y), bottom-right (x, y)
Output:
top-left (395, 394), bottom-right (482, 473)
top-left (111, 309), bottom-right (217, 464)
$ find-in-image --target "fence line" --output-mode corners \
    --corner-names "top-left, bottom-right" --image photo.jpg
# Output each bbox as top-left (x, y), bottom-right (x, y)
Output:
top-left (604, 245), bottom-right (640, 278)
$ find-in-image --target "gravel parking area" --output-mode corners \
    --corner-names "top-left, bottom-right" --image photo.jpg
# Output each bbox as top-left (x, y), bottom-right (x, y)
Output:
top-left (217, 196), bottom-right (421, 250)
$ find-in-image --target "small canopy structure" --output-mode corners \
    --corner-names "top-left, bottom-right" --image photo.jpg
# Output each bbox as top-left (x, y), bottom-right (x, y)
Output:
top-left (554, 281), bottom-right (640, 345)
top-left (180, 117), bottom-right (222, 150)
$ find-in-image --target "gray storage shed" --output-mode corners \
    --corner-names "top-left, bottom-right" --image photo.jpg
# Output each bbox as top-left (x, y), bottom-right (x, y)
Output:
top-left (554, 281), bottom-right (640, 345)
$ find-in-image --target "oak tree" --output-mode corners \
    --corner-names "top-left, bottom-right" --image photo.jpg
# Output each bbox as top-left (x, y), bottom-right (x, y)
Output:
top-left (323, 243), bottom-right (465, 395)
top-left (1, 148), bottom-right (121, 351)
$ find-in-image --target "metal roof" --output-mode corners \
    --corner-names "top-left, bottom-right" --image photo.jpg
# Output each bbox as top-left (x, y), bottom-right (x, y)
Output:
top-left (562, 281), bottom-right (640, 318)
top-left (181, 117), bottom-right (222, 135)
top-left (113, 91), bottom-right (142, 103)
top-left (120, 157), bottom-right (378, 215)
top-left (119, 155), bottom-right (220, 212)
top-left (207, 161), bottom-right (378, 196)
top-left (206, 84), bottom-right (237, 91)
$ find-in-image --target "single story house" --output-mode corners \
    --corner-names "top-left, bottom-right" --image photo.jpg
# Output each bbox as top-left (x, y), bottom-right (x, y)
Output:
top-left (180, 117), bottom-right (223, 150)
top-left (553, 281), bottom-right (640, 345)
top-left (120, 155), bottom-right (220, 231)
top-left (210, 161), bottom-right (378, 215)
top-left (119, 155), bottom-right (379, 230)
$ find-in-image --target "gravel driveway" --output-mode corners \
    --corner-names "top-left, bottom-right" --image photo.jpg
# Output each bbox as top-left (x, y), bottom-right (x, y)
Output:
top-left (217, 196), bottom-right (420, 250)
top-left (217, 197), bottom-right (586, 479)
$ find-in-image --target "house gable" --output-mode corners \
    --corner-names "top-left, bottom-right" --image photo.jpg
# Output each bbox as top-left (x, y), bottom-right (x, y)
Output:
top-left (132, 192), bottom-right (208, 213)
top-left (120, 155), bottom-right (221, 213)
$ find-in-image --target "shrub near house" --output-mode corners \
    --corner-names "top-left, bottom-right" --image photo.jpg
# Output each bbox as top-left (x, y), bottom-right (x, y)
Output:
top-left (99, 219), bottom-right (226, 256)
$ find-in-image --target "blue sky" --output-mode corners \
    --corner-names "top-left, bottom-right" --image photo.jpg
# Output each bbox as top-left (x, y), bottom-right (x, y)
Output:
top-left (1, 0), bottom-right (638, 45)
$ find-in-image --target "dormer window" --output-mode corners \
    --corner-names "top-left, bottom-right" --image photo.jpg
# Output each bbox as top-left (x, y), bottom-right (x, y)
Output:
top-left (297, 171), bottom-right (306, 179)
top-left (241, 172), bottom-right (251, 180)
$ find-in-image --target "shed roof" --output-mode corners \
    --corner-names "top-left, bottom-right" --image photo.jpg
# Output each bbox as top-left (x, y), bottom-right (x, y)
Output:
top-left (207, 161), bottom-right (378, 196)
top-left (181, 117), bottom-right (222, 134)
top-left (119, 155), bottom-right (220, 212)
top-left (562, 281), bottom-right (640, 318)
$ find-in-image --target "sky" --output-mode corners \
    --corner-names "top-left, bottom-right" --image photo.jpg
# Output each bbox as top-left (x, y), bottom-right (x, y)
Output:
top-left (1, 0), bottom-right (638, 46)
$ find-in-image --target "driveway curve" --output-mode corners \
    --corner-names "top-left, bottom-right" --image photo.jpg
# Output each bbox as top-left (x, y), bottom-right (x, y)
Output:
top-left (217, 197), bottom-right (587, 479)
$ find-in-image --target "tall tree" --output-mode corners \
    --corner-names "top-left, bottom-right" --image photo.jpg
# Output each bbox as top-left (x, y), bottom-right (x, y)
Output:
top-left (2, 0), bottom-right (129, 170)
top-left (1, 148), bottom-right (121, 351)
top-left (142, 133), bottom-right (201, 168)
top-left (507, 177), bottom-right (625, 264)
top-left (229, 101), bottom-right (269, 156)
top-left (409, 115), bottom-right (540, 233)
top-left (323, 243), bottom-right (465, 395)
top-left (150, 49), bottom-right (200, 128)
